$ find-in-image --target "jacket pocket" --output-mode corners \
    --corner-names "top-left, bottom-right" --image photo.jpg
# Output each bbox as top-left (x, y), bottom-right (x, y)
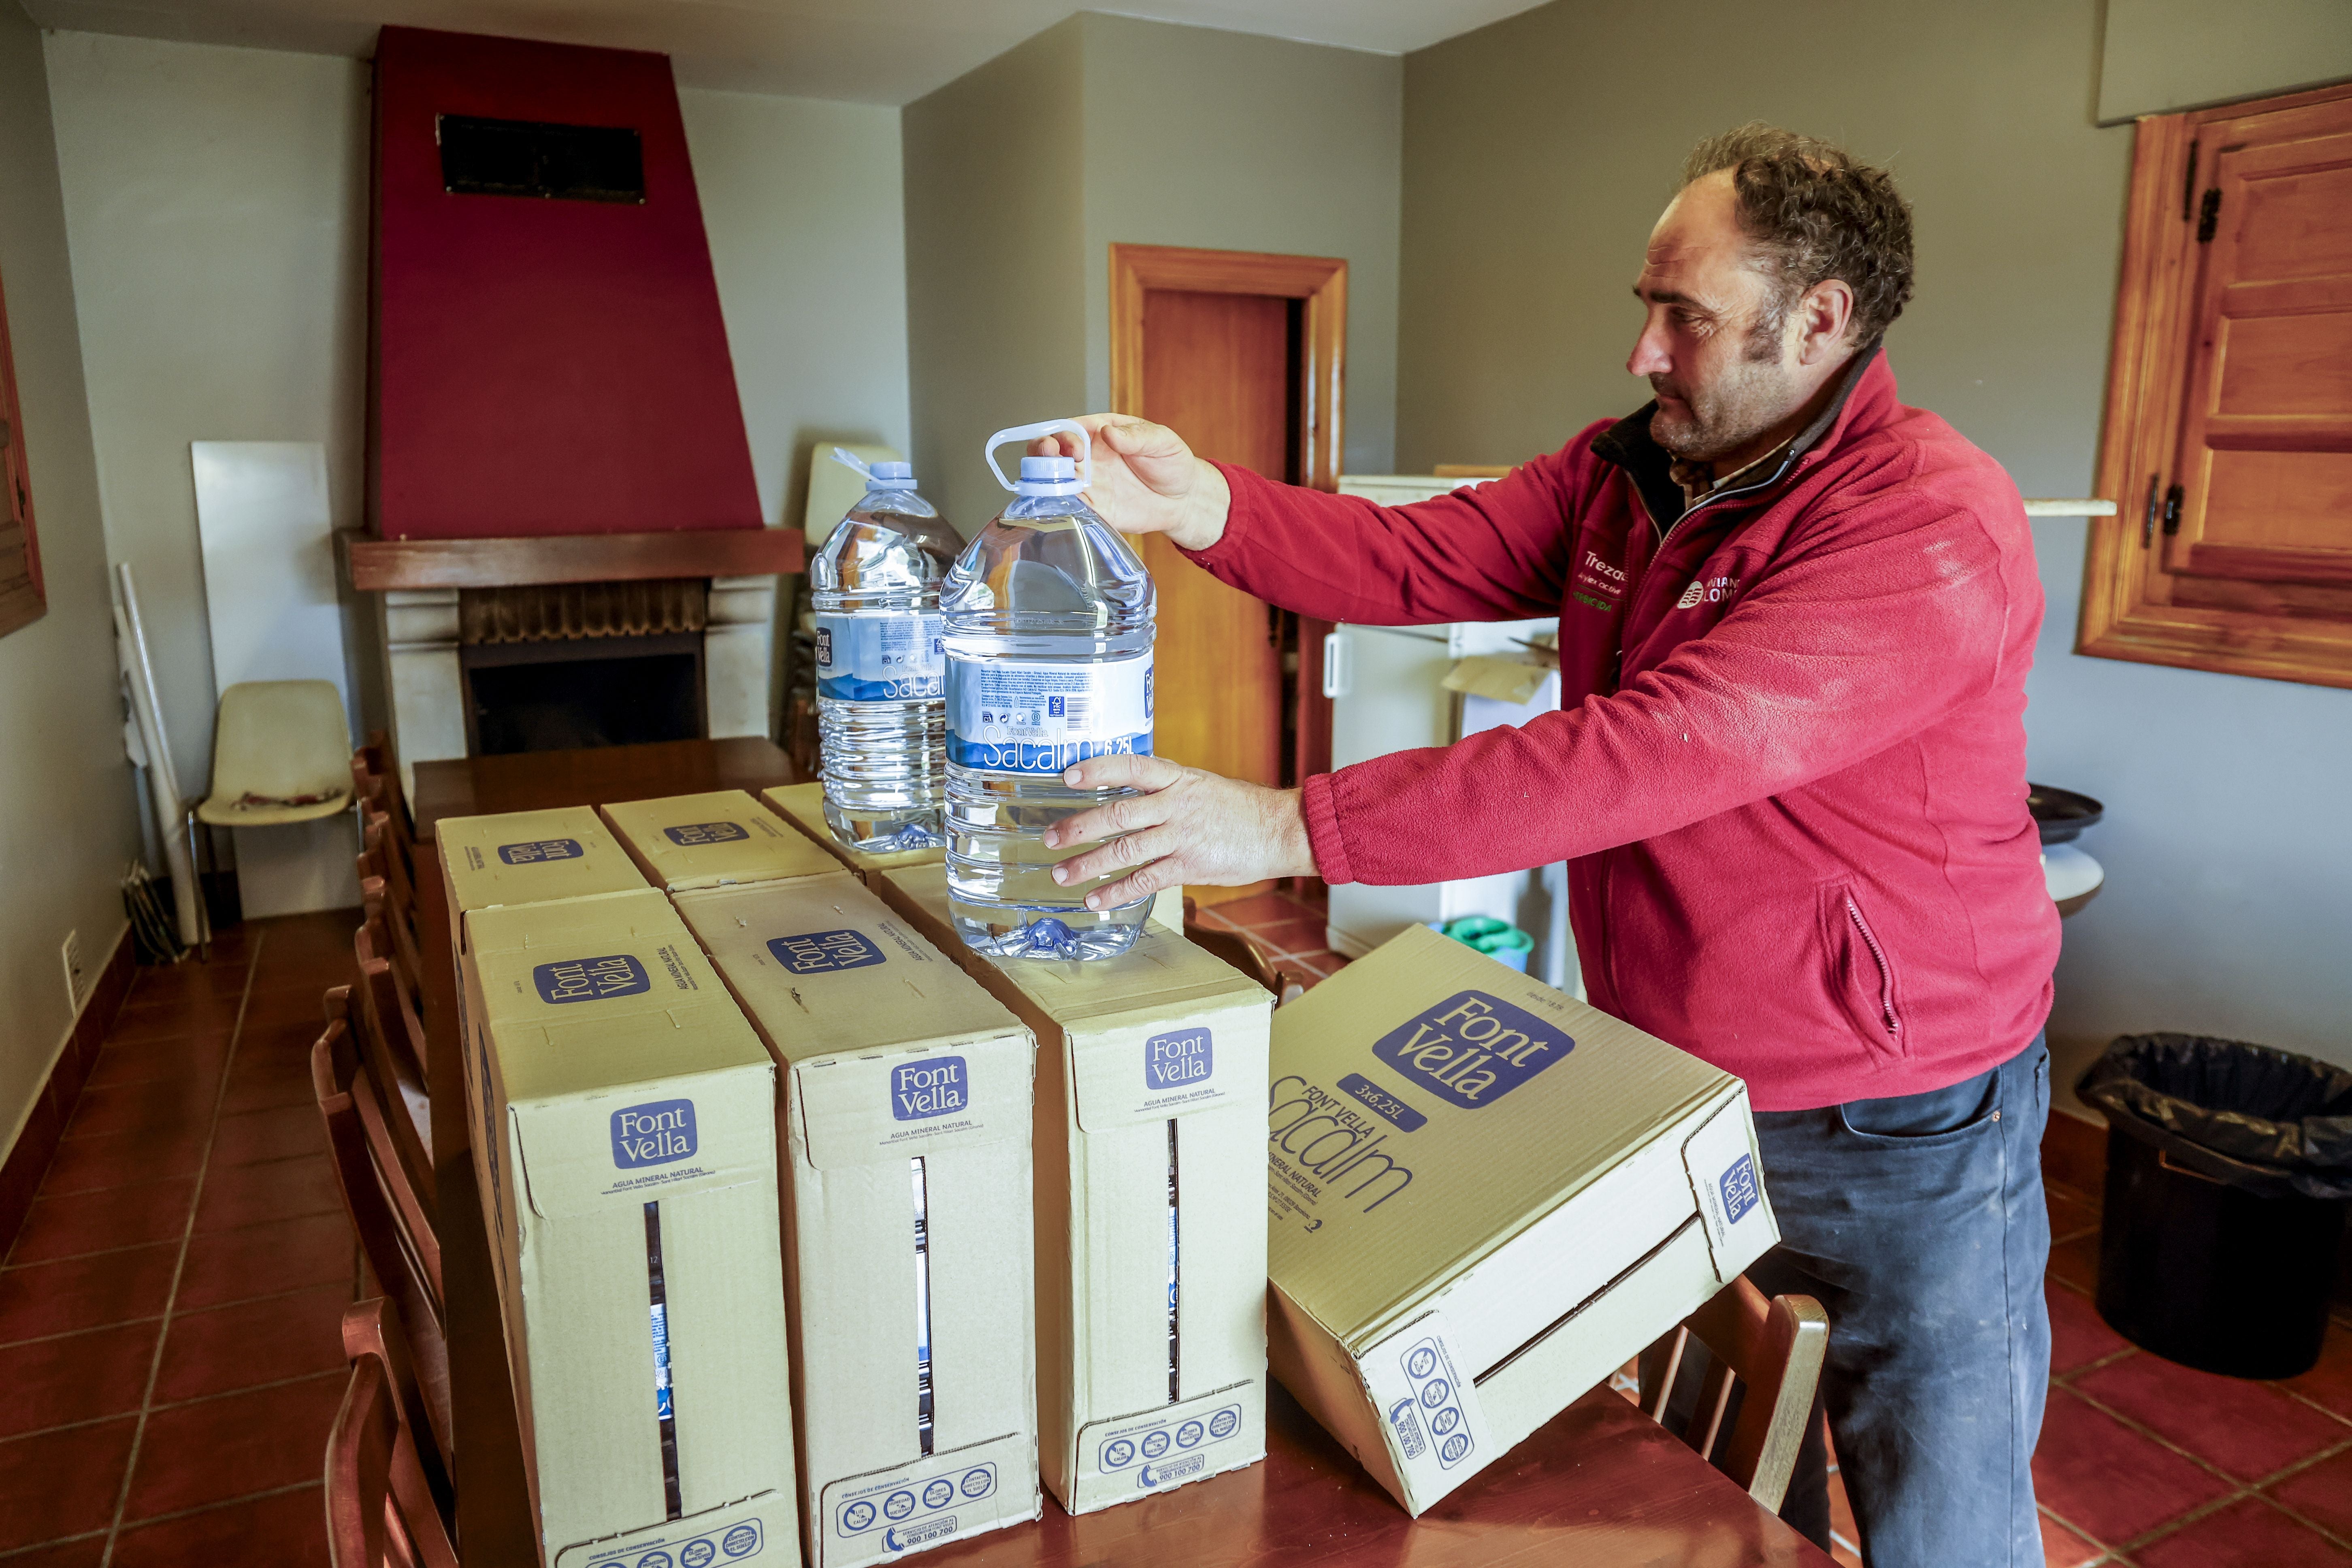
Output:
top-left (1816, 880), bottom-right (1905, 1059)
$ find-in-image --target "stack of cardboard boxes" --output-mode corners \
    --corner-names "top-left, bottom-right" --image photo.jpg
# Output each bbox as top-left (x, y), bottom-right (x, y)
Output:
top-left (445, 784), bottom-right (1780, 1562)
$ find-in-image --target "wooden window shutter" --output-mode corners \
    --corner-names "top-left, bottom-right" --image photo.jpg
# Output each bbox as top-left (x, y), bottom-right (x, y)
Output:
top-left (0, 263), bottom-right (44, 641)
top-left (2080, 81), bottom-right (2352, 689)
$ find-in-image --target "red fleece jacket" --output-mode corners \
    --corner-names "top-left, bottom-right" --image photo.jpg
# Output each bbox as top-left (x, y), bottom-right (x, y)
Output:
top-left (1186, 350), bottom-right (2058, 1110)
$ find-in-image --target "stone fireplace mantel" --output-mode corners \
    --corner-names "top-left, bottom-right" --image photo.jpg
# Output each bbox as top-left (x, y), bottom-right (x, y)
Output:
top-left (343, 529), bottom-right (804, 798)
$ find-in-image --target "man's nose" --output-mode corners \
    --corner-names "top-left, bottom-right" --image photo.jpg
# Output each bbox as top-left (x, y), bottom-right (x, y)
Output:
top-left (1627, 317), bottom-right (1672, 379)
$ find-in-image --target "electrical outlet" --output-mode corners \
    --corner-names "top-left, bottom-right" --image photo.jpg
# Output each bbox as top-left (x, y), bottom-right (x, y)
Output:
top-left (62, 929), bottom-right (89, 1014)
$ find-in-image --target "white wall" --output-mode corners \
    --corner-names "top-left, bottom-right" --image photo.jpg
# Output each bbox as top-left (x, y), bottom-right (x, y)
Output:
top-left (45, 32), bottom-right (371, 795)
top-left (0, 3), bottom-right (142, 1163)
top-left (1398, 0), bottom-right (2352, 1097)
top-left (42, 31), bottom-right (913, 793)
top-left (680, 86), bottom-right (912, 531)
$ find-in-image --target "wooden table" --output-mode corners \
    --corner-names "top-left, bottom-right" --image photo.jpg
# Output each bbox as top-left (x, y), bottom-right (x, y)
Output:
top-left (412, 739), bottom-right (1832, 1568)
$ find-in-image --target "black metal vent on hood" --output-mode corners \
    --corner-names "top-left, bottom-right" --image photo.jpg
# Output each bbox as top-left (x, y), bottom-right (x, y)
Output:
top-left (437, 113), bottom-right (645, 203)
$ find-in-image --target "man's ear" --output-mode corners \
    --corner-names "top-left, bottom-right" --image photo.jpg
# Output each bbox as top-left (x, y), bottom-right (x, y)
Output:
top-left (1794, 279), bottom-right (1857, 365)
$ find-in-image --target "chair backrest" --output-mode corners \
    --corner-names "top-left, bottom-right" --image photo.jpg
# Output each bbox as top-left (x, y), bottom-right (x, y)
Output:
top-left (352, 921), bottom-right (435, 1190)
top-left (210, 680), bottom-right (352, 803)
top-left (1637, 1276), bottom-right (1830, 1511)
top-left (353, 731), bottom-right (418, 871)
top-left (327, 1298), bottom-right (457, 1567)
top-left (313, 990), bottom-right (450, 1472)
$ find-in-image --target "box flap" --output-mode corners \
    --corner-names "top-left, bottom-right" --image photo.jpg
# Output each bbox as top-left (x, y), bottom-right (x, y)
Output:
top-left (439, 804), bottom-right (648, 915)
top-left (1357, 1310), bottom-right (1489, 1513)
top-left (1680, 1089), bottom-right (1777, 1283)
top-left (466, 888), bottom-right (770, 1106)
top-left (601, 789), bottom-right (841, 891)
top-left (554, 1489), bottom-right (784, 1568)
top-left (817, 1430), bottom-right (1038, 1568)
top-left (761, 782), bottom-right (946, 874)
top-left (1265, 924), bottom-right (1733, 1350)
top-left (793, 1033), bottom-right (1033, 1170)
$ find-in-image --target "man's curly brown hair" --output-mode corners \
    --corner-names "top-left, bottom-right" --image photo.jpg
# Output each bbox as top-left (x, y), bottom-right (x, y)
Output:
top-left (1683, 124), bottom-right (1915, 349)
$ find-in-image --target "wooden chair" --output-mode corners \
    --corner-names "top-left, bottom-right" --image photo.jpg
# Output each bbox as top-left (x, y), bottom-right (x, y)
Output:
top-left (1182, 899), bottom-right (1306, 1006)
top-left (357, 909), bottom-right (432, 1095)
top-left (313, 989), bottom-right (450, 1473)
top-left (350, 924), bottom-right (435, 1206)
top-left (326, 1297), bottom-right (457, 1567)
top-left (352, 731), bottom-right (418, 873)
top-left (363, 808), bottom-right (424, 976)
top-left (1636, 1275), bottom-right (1830, 1511)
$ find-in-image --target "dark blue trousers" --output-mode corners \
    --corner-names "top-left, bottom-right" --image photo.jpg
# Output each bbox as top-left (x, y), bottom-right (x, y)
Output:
top-left (1747, 1036), bottom-right (2052, 1567)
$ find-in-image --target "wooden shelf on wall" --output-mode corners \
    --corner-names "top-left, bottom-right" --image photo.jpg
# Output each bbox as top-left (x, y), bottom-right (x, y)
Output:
top-left (342, 528), bottom-right (803, 592)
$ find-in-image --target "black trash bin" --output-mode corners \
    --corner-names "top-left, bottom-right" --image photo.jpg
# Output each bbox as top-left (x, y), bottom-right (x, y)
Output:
top-left (2076, 1033), bottom-right (2352, 1378)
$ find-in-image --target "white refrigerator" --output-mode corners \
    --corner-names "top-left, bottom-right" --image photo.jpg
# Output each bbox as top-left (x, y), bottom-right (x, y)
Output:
top-left (1320, 476), bottom-right (1581, 995)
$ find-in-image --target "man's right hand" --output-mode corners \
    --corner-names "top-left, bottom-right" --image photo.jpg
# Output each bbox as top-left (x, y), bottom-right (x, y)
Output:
top-left (1030, 415), bottom-right (1231, 553)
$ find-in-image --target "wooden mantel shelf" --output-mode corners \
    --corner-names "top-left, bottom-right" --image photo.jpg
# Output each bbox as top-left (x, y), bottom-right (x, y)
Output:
top-left (341, 527), bottom-right (803, 591)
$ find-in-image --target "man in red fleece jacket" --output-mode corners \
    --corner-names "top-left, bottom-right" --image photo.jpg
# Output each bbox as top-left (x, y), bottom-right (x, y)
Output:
top-left (1040, 126), bottom-right (2059, 1565)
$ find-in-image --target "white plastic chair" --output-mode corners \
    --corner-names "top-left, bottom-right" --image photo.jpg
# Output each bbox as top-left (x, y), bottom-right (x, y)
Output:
top-left (187, 680), bottom-right (354, 951)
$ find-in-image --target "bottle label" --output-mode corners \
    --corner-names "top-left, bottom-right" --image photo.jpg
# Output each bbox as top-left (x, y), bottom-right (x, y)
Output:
top-left (816, 613), bottom-right (945, 702)
top-left (946, 655), bottom-right (1154, 775)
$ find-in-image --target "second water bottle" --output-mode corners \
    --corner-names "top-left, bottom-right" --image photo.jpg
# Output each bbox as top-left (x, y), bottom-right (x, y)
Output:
top-left (942, 421), bottom-right (1157, 960)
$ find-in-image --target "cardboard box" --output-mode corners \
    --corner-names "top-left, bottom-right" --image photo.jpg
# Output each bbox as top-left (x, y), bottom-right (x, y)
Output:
top-left (437, 805), bottom-right (650, 954)
top-left (760, 783), bottom-right (947, 878)
top-left (672, 872), bottom-right (1042, 1567)
top-left (458, 887), bottom-right (801, 1567)
top-left (601, 790), bottom-right (843, 892)
top-left (872, 865), bottom-right (1272, 1515)
top-left (1261, 924), bottom-right (1778, 1515)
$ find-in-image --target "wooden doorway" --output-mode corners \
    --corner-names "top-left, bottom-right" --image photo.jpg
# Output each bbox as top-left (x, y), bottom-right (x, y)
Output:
top-left (1109, 243), bottom-right (1344, 905)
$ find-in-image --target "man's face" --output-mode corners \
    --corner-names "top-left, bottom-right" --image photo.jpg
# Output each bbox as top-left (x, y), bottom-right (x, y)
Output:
top-left (1628, 170), bottom-right (1804, 464)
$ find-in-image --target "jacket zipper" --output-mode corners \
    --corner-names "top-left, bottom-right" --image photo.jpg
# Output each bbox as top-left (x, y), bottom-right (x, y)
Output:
top-left (1623, 450), bottom-right (1799, 611)
top-left (1845, 897), bottom-right (1900, 1035)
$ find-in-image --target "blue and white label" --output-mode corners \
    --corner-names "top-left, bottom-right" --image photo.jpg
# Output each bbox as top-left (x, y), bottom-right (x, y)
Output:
top-left (663, 820), bottom-right (749, 847)
top-left (945, 654), bottom-right (1153, 775)
top-left (1362, 1317), bottom-right (1486, 1503)
top-left (816, 612), bottom-right (945, 702)
top-left (1719, 1153), bottom-right (1760, 1224)
top-left (579, 1515), bottom-right (765, 1567)
top-left (833, 1464), bottom-right (993, 1543)
top-left (1337, 1072), bottom-right (1427, 1132)
top-left (1144, 1028), bottom-right (1212, 1091)
top-left (1370, 991), bottom-right (1572, 1109)
top-left (767, 929), bottom-right (886, 975)
top-left (497, 837), bottom-right (582, 865)
top-left (533, 954), bottom-right (652, 1006)
top-left (891, 1057), bottom-right (969, 1121)
top-left (611, 1100), bottom-right (697, 1168)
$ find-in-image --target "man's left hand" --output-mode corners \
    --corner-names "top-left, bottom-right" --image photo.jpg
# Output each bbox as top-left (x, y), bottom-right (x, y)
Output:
top-left (1043, 755), bottom-right (1317, 908)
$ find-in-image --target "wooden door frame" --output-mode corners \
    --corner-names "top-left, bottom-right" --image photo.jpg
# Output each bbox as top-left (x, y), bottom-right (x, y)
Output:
top-left (2080, 79), bottom-right (2352, 690)
top-left (1108, 243), bottom-right (1347, 491)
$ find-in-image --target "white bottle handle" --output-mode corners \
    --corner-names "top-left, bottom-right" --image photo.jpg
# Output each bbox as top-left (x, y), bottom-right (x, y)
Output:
top-left (984, 419), bottom-right (1092, 492)
top-left (829, 446), bottom-right (877, 483)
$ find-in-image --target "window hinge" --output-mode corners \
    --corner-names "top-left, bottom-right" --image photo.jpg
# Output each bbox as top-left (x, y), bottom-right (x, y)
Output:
top-left (2162, 484), bottom-right (2184, 537)
top-left (2196, 188), bottom-right (2221, 242)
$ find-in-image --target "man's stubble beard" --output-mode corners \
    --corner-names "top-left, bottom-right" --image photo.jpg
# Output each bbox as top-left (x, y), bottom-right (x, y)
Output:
top-left (1648, 310), bottom-right (1800, 466)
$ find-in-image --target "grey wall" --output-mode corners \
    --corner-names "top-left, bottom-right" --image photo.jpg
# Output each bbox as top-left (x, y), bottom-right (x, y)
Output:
top-left (1398, 0), bottom-right (2352, 1094)
top-left (902, 18), bottom-right (1088, 538)
top-left (0, 4), bottom-right (143, 1162)
top-left (43, 31), bottom-right (914, 790)
top-left (2099, 0), bottom-right (2352, 120)
top-left (1078, 13), bottom-right (1401, 476)
top-left (904, 13), bottom-right (1401, 535)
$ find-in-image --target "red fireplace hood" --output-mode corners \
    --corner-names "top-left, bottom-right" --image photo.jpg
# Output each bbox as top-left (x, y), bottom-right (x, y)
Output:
top-left (366, 26), bottom-right (764, 544)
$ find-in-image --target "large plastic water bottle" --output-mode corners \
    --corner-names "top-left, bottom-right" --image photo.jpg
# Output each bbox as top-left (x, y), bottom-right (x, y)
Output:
top-left (942, 421), bottom-right (1157, 960)
top-left (812, 450), bottom-right (962, 853)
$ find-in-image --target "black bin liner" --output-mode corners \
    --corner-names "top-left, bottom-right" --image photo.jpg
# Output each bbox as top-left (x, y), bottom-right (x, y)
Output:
top-left (2076, 1033), bottom-right (2352, 1378)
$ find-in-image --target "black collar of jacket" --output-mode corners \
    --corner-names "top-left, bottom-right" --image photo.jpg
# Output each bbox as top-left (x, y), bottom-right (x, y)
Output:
top-left (1591, 339), bottom-right (1883, 531)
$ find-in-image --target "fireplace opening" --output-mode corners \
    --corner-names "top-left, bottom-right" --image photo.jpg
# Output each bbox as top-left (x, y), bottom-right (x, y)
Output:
top-left (462, 632), bottom-right (707, 756)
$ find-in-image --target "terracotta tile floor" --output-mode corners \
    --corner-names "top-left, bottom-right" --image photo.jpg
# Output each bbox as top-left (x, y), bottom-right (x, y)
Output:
top-left (8, 895), bottom-right (2350, 1566)
top-left (1795, 1178), bottom-right (2352, 1568)
top-left (0, 911), bottom-right (360, 1566)
top-left (1191, 880), bottom-right (1347, 982)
